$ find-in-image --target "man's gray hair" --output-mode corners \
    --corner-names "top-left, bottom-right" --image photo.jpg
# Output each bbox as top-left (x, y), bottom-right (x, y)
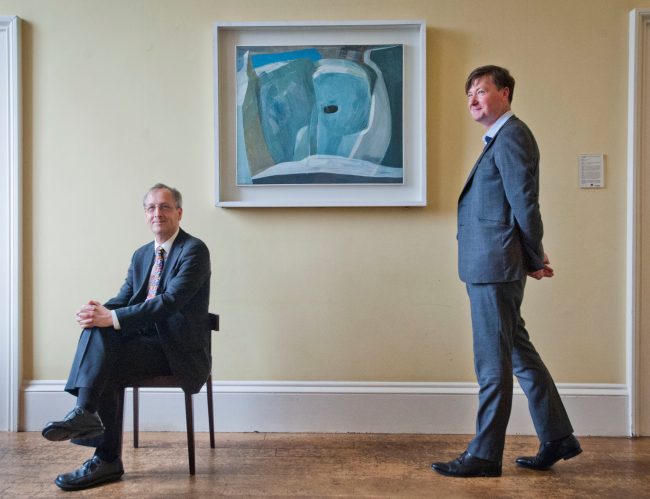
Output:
top-left (143, 183), bottom-right (183, 208)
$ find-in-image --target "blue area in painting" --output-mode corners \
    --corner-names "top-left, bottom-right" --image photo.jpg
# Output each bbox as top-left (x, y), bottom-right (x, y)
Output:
top-left (235, 44), bottom-right (403, 185)
top-left (312, 60), bottom-right (372, 157)
top-left (251, 48), bottom-right (321, 68)
top-left (257, 58), bottom-right (316, 165)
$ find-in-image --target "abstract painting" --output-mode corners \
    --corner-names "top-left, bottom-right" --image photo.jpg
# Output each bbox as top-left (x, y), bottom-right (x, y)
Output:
top-left (235, 44), bottom-right (403, 185)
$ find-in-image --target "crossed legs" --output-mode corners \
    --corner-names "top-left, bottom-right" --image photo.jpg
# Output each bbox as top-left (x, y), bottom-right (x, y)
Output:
top-left (44, 327), bottom-right (172, 489)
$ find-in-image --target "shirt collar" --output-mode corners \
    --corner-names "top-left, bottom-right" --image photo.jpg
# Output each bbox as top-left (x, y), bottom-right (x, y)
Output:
top-left (154, 228), bottom-right (180, 255)
top-left (483, 110), bottom-right (514, 144)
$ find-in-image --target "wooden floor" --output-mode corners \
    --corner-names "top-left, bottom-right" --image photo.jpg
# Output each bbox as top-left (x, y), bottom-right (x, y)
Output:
top-left (1, 432), bottom-right (649, 498)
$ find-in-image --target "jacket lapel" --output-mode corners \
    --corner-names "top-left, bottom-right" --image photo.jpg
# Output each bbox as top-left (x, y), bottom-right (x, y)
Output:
top-left (133, 242), bottom-right (155, 302)
top-left (460, 142), bottom-right (493, 196)
top-left (159, 229), bottom-right (187, 291)
top-left (459, 116), bottom-right (516, 198)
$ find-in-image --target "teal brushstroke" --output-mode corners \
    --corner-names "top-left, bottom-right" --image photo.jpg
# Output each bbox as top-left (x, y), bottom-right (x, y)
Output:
top-left (251, 48), bottom-right (321, 68)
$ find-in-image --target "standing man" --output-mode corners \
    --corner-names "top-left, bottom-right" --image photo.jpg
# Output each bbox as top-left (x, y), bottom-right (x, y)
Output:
top-left (431, 66), bottom-right (581, 478)
top-left (42, 183), bottom-right (212, 490)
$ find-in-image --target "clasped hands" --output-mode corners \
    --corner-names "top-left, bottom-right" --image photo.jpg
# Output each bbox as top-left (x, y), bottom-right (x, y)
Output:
top-left (528, 253), bottom-right (554, 280)
top-left (75, 300), bottom-right (113, 328)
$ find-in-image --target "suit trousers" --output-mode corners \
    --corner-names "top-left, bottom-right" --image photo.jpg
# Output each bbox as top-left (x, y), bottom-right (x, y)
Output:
top-left (466, 278), bottom-right (573, 462)
top-left (64, 327), bottom-right (172, 461)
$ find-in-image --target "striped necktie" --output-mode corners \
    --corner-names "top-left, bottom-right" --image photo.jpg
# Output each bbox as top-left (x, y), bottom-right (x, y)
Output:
top-left (146, 247), bottom-right (165, 300)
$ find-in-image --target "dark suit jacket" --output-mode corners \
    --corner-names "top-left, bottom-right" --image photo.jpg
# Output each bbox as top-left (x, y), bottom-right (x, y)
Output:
top-left (104, 228), bottom-right (211, 394)
top-left (457, 115), bottom-right (545, 284)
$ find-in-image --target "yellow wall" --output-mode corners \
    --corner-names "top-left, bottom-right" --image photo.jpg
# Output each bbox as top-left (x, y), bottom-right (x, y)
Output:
top-left (2, 0), bottom-right (645, 383)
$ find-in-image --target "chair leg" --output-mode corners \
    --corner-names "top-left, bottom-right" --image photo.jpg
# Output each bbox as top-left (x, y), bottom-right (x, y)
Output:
top-left (184, 392), bottom-right (195, 475)
top-left (118, 387), bottom-right (126, 456)
top-left (133, 387), bottom-right (139, 448)
top-left (207, 375), bottom-right (215, 449)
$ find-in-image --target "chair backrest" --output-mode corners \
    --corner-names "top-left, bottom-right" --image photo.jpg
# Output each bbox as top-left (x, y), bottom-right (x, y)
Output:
top-left (209, 313), bottom-right (219, 332)
top-left (130, 313), bottom-right (219, 389)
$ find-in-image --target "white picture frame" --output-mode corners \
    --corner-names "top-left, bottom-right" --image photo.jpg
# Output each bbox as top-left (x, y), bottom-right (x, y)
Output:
top-left (213, 20), bottom-right (426, 207)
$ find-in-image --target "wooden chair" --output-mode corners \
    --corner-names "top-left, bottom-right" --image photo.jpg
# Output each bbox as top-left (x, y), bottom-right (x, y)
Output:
top-left (127, 313), bottom-right (219, 475)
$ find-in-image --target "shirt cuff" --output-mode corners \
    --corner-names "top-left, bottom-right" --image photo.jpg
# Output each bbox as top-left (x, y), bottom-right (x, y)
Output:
top-left (111, 310), bottom-right (121, 330)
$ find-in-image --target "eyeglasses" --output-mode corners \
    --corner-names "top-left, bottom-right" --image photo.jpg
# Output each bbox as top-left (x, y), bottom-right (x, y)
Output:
top-left (144, 204), bottom-right (177, 214)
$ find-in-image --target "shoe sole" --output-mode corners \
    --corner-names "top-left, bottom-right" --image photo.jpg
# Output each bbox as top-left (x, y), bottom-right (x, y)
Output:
top-left (42, 426), bottom-right (104, 442)
top-left (516, 447), bottom-right (583, 470)
top-left (55, 471), bottom-right (123, 491)
top-left (432, 466), bottom-right (502, 478)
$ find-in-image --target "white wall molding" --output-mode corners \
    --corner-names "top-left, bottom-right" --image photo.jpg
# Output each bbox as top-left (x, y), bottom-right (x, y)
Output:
top-left (0, 15), bottom-right (21, 432)
top-left (23, 381), bottom-right (629, 436)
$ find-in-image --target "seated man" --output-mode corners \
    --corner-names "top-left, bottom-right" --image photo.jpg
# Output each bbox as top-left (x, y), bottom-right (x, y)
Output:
top-left (42, 183), bottom-right (211, 491)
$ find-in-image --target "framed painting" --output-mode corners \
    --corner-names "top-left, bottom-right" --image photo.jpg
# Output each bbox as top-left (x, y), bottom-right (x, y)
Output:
top-left (213, 20), bottom-right (426, 207)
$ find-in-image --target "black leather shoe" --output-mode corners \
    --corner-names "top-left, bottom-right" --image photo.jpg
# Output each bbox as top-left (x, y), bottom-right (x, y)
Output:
top-left (432, 451), bottom-right (502, 477)
top-left (516, 434), bottom-right (582, 470)
top-left (42, 407), bottom-right (104, 441)
top-left (55, 456), bottom-right (124, 491)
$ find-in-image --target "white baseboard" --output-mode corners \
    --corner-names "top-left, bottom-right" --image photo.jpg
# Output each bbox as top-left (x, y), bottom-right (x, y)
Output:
top-left (22, 381), bottom-right (630, 436)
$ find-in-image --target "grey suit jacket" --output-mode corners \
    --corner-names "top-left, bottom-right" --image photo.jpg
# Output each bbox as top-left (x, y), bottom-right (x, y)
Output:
top-left (457, 116), bottom-right (545, 284)
top-left (104, 228), bottom-right (212, 394)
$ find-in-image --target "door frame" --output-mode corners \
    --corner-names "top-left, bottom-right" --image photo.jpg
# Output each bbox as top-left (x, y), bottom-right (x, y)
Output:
top-left (0, 15), bottom-right (21, 432)
top-left (627, 8), bottom-right (650, 437)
